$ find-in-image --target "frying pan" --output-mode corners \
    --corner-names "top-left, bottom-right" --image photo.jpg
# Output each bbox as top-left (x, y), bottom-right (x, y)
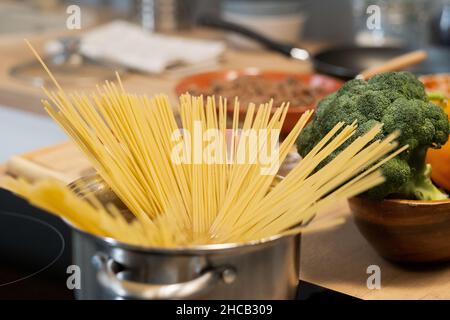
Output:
top-left (199, 15), bottom-right (450, 79)
top-left (315, 46), bottom-right (450, 79)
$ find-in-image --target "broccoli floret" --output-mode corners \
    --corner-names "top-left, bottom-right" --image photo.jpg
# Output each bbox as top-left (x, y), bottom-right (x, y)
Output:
top-left (368, 71), bottom-right (427, 101)
top-left (297, 71), bottom-right (450, 200)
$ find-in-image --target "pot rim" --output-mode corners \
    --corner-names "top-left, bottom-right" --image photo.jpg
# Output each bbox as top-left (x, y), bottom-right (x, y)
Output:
top-left (68, 174), bottom-right (303, 253)
top-left (67, 174), bottom-right (302, 254)
top-left (68, 220), bottom-right (301, 255)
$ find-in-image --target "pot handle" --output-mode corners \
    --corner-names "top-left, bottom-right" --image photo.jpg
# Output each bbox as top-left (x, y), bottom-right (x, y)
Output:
top-left (92, 254), bottom-right (236, 299)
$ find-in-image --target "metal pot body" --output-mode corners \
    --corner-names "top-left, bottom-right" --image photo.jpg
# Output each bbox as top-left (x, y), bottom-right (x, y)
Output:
top-left (72, 229), bottom-right (300, 300)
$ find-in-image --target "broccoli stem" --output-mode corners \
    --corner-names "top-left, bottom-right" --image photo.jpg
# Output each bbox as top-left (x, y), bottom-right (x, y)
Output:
top-left (427, 92), bottom-right (446, 102)
top-left (397, 148), bottom-right (448, 200)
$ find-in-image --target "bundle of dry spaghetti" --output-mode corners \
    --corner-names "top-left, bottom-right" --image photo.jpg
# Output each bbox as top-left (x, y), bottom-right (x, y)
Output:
top-left (2, 42), bottom-right (408, 247)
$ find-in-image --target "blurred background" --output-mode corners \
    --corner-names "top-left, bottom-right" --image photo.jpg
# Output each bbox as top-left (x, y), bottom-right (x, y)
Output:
top-left (0, 0), bottom-right (448, 162)
top-left (2, 0), bottom-right (447, 44)
top-left (0, 0), bottom-right (449, 299)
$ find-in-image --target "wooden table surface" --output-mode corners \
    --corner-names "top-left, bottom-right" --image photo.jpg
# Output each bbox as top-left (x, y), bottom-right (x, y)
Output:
top-left (1, 29), bottom-right (450, 300)
top-left (0, 28), bottom-right (316, 115)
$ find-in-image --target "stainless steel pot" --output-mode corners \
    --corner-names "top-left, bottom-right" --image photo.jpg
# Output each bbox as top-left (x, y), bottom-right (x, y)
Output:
top-left (69, 174), bottom-right (301, 300)
top-left (73, 228), bottom-right (300, 300)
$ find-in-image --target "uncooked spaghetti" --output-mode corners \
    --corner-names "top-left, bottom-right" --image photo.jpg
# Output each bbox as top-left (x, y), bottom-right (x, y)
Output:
top-left (2, 41), bottom-right (408, 247)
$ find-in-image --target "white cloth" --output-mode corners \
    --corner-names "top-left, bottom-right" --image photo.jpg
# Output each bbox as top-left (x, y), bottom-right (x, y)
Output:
top-left (78, 20), bottom-right (225, 74)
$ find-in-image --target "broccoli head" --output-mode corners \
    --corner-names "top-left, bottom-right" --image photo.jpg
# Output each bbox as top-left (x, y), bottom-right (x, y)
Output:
top-left (297, 72), bottom-right (450, 200)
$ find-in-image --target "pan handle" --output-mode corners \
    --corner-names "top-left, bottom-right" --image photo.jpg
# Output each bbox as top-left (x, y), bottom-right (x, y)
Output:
top-left (198, 15), bottom-right (295, 57)
top-left (92, 254), bottom-right (236, 300)
top-left (357, 50), bottom-right (427, 80)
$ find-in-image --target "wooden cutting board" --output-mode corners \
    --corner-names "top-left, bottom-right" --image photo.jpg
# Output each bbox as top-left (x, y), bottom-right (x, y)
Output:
top-left (3, 141), bottom-right (299, 183)
top-left (3, 143), bottom-right (450, 300)
top-left (4, 142), bottom-right (93, 184)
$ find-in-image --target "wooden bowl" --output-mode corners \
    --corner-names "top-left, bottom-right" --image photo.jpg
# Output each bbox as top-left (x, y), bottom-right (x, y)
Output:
top-left (175, 69), bottom-right (343, 136)
top-left (348, 197), bottom-right (450, 264)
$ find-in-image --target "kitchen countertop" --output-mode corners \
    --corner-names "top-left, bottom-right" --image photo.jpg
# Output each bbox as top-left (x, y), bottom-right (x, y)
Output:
top-left (0, 28), bottom-right (318, 116)
top-left (0, 104), bottom-right (67, 163)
